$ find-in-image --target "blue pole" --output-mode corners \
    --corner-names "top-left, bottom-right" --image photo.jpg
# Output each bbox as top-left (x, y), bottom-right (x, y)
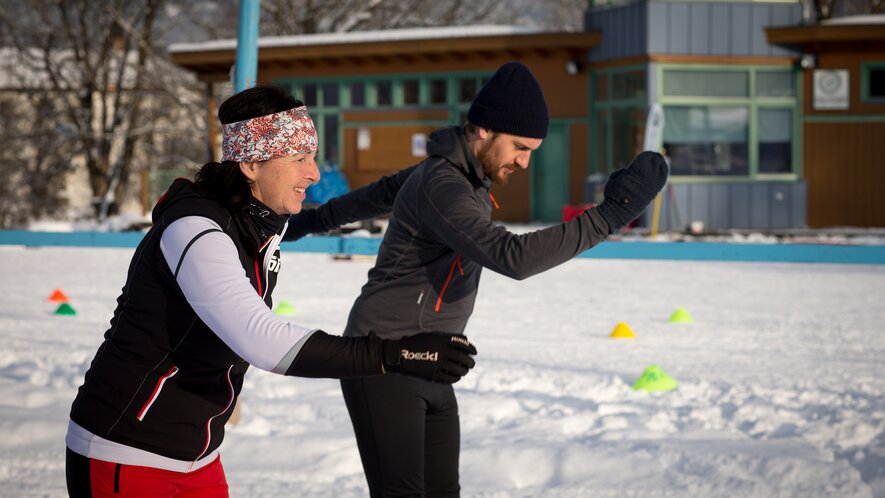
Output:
top-left (233, 0), bottom-right (260, 92)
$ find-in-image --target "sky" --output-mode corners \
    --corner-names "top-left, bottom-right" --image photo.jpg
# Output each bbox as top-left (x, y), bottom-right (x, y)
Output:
top-left (0, 245), bottom-right (883, 497)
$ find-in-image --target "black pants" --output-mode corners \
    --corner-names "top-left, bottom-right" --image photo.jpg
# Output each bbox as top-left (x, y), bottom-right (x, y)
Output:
top-left (341, 374), bottom-right (461, 498)
top-left (67, 447), bottom-right (94, 497)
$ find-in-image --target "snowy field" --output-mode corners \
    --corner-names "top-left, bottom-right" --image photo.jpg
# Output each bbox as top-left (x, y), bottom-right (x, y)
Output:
top-left (1, 245), bottom-right (884, 497)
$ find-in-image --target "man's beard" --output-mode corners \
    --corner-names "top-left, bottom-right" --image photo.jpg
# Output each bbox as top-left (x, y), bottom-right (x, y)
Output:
top-left (478, 136), bottom-right (510, 185)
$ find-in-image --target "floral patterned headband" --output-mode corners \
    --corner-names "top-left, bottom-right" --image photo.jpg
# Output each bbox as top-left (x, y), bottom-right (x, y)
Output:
top-left (221, 106), bottom-right (318, 163)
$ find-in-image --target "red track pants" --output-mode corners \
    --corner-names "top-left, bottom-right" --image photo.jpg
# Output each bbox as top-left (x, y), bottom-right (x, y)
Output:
top-left (66, 448), bottom-right (229, 497)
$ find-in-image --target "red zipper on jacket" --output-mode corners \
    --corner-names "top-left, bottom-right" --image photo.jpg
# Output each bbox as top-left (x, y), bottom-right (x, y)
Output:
top-left (435, 255), bottom-right (464, 312)
top-left (431, 194), bottom-right (495, 312)
top-left (254, 236), bottom-right (274, 297)
top-left (136, 365), bottom-right (179, 421)
top-left (254, 254), bottom-right (263, 296)
top-left (192, 365), bottom-right (236, 467)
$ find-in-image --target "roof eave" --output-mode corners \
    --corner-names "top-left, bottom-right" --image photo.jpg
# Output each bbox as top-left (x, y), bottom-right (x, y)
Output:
top-left (766, 24), bottom-right (885, 46)
top-left (170, 32), bottom-right (602, 80)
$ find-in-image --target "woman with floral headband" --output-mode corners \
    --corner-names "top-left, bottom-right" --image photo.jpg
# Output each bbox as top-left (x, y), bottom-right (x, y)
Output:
top-left (65, 85), bottom-right (477, 498)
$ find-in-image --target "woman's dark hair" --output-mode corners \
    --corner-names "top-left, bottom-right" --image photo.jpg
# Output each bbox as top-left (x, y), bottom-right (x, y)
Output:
top-left (194, 86), bottom-right (305, 211)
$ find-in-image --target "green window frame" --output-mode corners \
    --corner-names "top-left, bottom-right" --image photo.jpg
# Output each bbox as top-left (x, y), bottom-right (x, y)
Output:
top-left (589, 64), bottom-right (649, 176)
top-left (861, 62), bottom-right (885, 104)
top-left (656, 64), bottom-right (801, 181)
top-left (276, 71), bottom-right (493, 167)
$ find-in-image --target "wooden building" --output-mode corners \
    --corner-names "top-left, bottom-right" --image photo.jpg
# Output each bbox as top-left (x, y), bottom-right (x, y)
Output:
top-left (170, 26), bottom-right (600, 222)
top-left (585, 0), bottom-right (809, 231)
top-left (171, 9), bottom-right (885, 229)
top-left (766, 16), bottom-right (885, 228)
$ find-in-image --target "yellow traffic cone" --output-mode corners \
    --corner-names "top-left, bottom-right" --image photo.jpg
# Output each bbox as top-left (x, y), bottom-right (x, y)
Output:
top-left (609, 322), bottom-right (636, 339)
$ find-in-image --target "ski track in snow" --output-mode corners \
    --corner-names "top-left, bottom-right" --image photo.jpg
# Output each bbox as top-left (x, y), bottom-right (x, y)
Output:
top-left (0, 246), bottom-right (883, 497)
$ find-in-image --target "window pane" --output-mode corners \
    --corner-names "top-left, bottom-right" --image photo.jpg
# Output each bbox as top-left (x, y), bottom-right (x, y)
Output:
top-left (430, 79), bottom-right (447, 104)
top-left (663, 106), bottom-right (749, 176)
top-left (458, 78), bottom-right (477, 103)
top-left (612, 108), bottom-right (646, 171)
top-left (597, 109), bottom-right (609, 174)
top-left (322, 83), bottom-right (339, 107)
top-left (612, 71), bottom-right (646, 100)
top-left (870, 68), bottom-right (885, 99)
top-left (376, 80), bottom-right (392, 106)
top-left (300, 83), bottom-right (317, 106)
top-left (663, 70), bottom-right (749, 97)
top-left (758, 108), bottom-right (792, 174)
top-left (757, 71), bottom-right (795, 97)
top-left (323, 115), bottom-right (339, 165)
top-left (403, 80), bottom-right (419, 105)
top-left (349, 82), bottom-right (365, 107)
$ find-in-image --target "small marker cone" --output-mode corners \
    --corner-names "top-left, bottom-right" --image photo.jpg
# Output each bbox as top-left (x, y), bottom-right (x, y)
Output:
top-left (54, 303), bottom-right (77, 316)
top-left (609, 322), bottom-right (636, 339)
top-left (274, 300), bottom-right (299, 316)
top-left (48, 289), bottom-right (69, 303)
top-left (668, 307), bottom-right (694, 324)
top-left (632, 365), bottom-right (679, 392)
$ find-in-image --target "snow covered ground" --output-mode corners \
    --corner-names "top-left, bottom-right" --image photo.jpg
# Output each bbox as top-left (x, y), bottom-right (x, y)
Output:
top-left (1, 245), bottom-right (883, 497)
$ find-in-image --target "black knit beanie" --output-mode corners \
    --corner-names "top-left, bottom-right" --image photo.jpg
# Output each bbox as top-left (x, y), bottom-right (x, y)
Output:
top-left (467, 61), bottom-right (549, 139)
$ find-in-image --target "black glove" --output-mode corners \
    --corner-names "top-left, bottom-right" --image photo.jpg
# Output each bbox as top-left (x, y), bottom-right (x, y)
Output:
top-left (382, 333), bottom-right (478, 383)
top-left (595, 151), bottom-right (669, 234)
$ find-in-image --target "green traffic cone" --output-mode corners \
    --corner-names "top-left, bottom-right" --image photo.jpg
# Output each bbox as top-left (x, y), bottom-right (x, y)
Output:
top-left (54, 303), bottom-right (77, 316)
top-left (274, 300), bottom-right (299, 316)
top-left (668, 307), bottom-right (694, 324)
top-left (632, 365), bottom-right (678, 392)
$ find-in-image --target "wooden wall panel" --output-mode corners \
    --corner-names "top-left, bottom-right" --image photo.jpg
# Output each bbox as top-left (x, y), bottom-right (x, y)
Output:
top-left (489, 170), bottom-right (531, 223)
top-left (342, 126), bottom-right (436, 186)
top-left (569, 123), bottom-right (589, 205)
top-left (805, 122), bottom-right (885, 227)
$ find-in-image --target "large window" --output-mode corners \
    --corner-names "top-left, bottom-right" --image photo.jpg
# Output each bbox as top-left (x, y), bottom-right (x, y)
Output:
top-left (592, 65), bottom-right (648, 174)
top-left (663, 106), bottom-right (748, 176)
top-left (281, 71), bottom-right (492, 168)
top-left (288, 83), bottom-right (340, 166)
top-left (659, 66), bottom-right (798, 178)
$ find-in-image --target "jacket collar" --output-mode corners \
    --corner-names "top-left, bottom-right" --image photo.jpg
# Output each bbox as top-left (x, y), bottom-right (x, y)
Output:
top-left (427, 126), bottom-right (491, 189)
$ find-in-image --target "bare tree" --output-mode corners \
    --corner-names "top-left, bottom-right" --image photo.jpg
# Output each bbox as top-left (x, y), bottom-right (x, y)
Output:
top-left (0, 0), bottom-right (181, 221)
top-left (259, 0), bottom-right (521, 35)
top-left (812, 0), bottom-right (883, 18)
top-left (0, 0), bottom-right (590, 228)
top-left (0, 88), bottom-right (77, 227)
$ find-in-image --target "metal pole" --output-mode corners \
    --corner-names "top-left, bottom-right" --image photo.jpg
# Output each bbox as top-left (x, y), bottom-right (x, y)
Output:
top-left (234, 0), bottom-right (260, 92)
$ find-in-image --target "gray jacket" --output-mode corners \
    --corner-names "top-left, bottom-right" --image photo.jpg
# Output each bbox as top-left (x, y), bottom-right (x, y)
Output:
top-left (344, 126), bottom-right (610, 340)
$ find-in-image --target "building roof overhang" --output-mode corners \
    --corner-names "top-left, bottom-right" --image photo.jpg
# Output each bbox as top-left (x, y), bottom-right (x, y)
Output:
top-left (766, 16), bottom-right (885, 51)
top-left (169, 25), bottom-right (601, 82)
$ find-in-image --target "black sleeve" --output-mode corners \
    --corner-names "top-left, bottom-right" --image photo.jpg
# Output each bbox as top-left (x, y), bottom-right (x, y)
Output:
top-left (283, 164), bottom-right (419, 241)
top-left (417, 167), bottom-right (611, 281)
top-left (285, 330), bottom-right (385, 378)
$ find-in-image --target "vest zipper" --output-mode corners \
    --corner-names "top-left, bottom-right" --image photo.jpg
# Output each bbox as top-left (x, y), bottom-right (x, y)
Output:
top-left (254, 254), bottom-right (263, 297)
top-left (136, 365), bottom-right (179, 421)
top-left (191, 364), bottom-right (235, 470)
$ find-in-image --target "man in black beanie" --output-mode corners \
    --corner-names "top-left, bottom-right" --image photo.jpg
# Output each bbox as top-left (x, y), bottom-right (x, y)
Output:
top-left (340, 61), bottom-right (668, 497)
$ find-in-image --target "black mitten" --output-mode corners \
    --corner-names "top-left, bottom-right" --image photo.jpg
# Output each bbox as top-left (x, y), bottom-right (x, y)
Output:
top-left (382, 333), bottom-right (478, 383)
top-left (595, 151), bottom-right (669, 234)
